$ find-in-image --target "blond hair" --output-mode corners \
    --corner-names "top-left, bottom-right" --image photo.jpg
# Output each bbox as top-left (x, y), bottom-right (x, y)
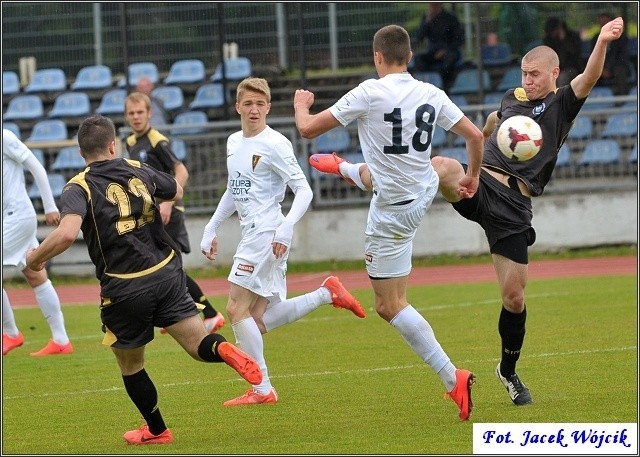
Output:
top-left (236, 77), bottom-right (271, 103)
top-left (124, 92), bottom-right (151, 111)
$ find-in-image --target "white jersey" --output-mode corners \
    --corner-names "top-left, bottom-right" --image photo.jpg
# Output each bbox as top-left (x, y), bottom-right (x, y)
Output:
top-left (2, 129), bottom-right (37, 220)
top-left (329, 72), bottom-right (464, 205)
top-left (226, 125), bottom-right (306, 236)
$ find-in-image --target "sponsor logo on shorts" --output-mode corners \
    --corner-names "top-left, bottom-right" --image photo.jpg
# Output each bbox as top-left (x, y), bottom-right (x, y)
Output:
top-left (234, 263), bottom-right (255, 276)
top-left (365, 253), bottom-right (373, 263)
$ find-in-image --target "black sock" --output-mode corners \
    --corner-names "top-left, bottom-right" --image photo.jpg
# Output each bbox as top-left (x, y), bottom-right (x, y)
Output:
top-left (197, 333), bottom-right (228, 362)
top-left (185, 274), bottom-right (218, 319)
top-left (122, 369), bottom-right (166, 435)
top-left (498, 306), bottom-right (527, 377)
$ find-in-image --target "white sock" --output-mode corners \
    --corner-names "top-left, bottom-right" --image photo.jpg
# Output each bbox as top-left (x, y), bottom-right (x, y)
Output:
top-left (390, 305), bottom-right (457, 391)
top-left (232, 317), bottom-right (273, 394)
top-left (2, 289), bottom-right (20, 337)
top-left (339, 162), bottom-right (367, 191)
top-left (34, 280), bottom-right (69, 345)
top-left (262, 287), bottom-right (331, 332)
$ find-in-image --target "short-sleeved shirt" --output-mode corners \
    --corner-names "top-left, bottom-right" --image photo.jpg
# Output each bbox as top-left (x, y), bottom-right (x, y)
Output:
top-left (483, 85), bottom-right (586, 196)
top-left (329, 72), bottom-right (464, 205)
top-left (225, 126), bottom-right (307, 236)
top-left (60, 158), bottom-right (182, 299)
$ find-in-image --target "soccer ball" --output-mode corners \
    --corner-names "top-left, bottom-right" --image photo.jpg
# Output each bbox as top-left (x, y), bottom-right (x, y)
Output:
top-left (496, 115), bottom-right (543, 161)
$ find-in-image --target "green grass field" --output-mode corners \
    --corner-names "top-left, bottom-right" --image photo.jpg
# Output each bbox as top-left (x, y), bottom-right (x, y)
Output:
top-left (2, 274), bottom-right (637, 454)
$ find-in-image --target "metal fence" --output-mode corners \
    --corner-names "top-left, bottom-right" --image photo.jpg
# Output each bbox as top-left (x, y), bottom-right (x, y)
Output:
top-left (2, 2), bottom-right (637, 78)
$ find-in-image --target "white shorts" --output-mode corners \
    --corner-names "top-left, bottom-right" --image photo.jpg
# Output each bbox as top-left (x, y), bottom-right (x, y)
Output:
top-left (228, 230), bottom-right (287, 301)
top-left (364, 187), bottom-right (437, 278)
top-left (3, 213), bottom-right (38, 270)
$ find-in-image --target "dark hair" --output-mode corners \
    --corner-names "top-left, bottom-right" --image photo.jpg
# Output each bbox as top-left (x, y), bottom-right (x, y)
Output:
top-left (77, 114), bottom-right (116, 156)
top-left (373, 25), bottom-right (411, 66)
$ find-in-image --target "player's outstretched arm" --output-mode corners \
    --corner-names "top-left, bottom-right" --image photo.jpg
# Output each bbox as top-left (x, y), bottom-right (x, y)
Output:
top-left (294, 89), bottom-right (341, 139)
top-left (571, 16), bottom-right (624, 99)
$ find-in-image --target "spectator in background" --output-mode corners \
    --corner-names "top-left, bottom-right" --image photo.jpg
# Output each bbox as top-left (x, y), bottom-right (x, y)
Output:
top-left (591, 12), bottom-right (629, 95)
top-left (498, 4), bottom-right (540, 57)
top-left (543, 17), bottom-right (584, 86)
top-left (136, 76), bottom-right (169, 127)
top-left (411, 2), bottom-right (464, 92)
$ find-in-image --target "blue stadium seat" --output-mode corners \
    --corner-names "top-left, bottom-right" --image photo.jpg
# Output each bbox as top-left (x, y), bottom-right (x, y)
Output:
top-left (578, 139), bottom-right (621, 166)
top-left (152, 85), bottom-right (185, 112)
top-left (581, 86), bottom-right (615, 111)
top-left (629, 143), bottom-right (637, 164)
top-left (26, 119), bottom-right (68, 142)
top-left (210, 57), bottom-right (252, 82)
top-left (481, 43), bottom-right (512, 68)
top-left (3, 122), bottom-right (21, 138)
top-left (448, 68), bottom-right (492, 95)
top-left (3, 71), bottom-right (20, 95)
top-left (118, 62), bottom-right (159, 87)
top-left (31, 148), bottom-right (45, 167)
top-left (567, 115), bottom-right (592, 140)
top-left (343, 150), bottom-right (365, 165)
top-left (95, 89), bottom-right (127, 115)
top-left (3, 95), bottom-right (44, 121)
top-left (50, 146), bottom-right (85, 172)
top-left (28, 173), bottom-right (67, 201)
top-left (438, 147), bottom-right (467, 163)
top-left (600, 112), bottom-right (638, 139)
top-left (48, 92), bottom-right (91, 118)
top-left (556, 143), bottom-right (571, 167)
top-left (314, 127), bottom-right (351, 154)
top-left (497, 66), bottom-right (521, 92)
top-left (164, 59), bottom-right (206, 85)
top-left (171, 110), bottom-right (208, 135)
top-left (413, 71), bottom-right (443, 88)
top-left (448, 94), bottom-right (468, 108)
top-left (170, 138), bottom-right (187, 162)
top-left (24, 68), bottom-right (66, 93)
top-left (431, 126), bottom-right (447, 149)
top-left (71, 65), bottom-right (113, 91)
top-left (189, 83), bottom-right (226, 110)
top-left (483, 92), bottom-right (503, 116)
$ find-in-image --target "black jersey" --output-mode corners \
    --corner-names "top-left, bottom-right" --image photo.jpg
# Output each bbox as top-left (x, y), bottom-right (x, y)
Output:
top-left (483, 85), bottom-right (586, 196)
top-left (59, 158), bottom-right (183, 298)
top-left (126, 127), bottom-right (191, 253)
top-left (126, 128), bottom-right (185, 208)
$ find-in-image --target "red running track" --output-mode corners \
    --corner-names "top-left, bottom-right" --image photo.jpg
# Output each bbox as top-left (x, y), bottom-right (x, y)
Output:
top-left (5, 256), bottom-right (637, 308)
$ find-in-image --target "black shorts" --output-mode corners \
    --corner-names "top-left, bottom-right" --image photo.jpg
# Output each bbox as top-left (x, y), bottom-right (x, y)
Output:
top-left (165, 209), bottom-right (191, 253)
top-left (452, 166), bottom-right (536, 263)
top-left (100, 270), bottom-right (199, 349)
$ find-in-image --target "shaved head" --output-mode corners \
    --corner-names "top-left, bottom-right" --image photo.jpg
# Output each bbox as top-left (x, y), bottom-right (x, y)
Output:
top-left (523, 45), bottom-right (559, 71)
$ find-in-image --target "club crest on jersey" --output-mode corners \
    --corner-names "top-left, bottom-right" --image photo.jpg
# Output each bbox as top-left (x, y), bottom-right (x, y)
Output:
top-left (252, 155), bottom-right (261, 171)
top-left (138, 150), bottom-right (147, 162)
top-left (532, 103), bottom-right (546, 116)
